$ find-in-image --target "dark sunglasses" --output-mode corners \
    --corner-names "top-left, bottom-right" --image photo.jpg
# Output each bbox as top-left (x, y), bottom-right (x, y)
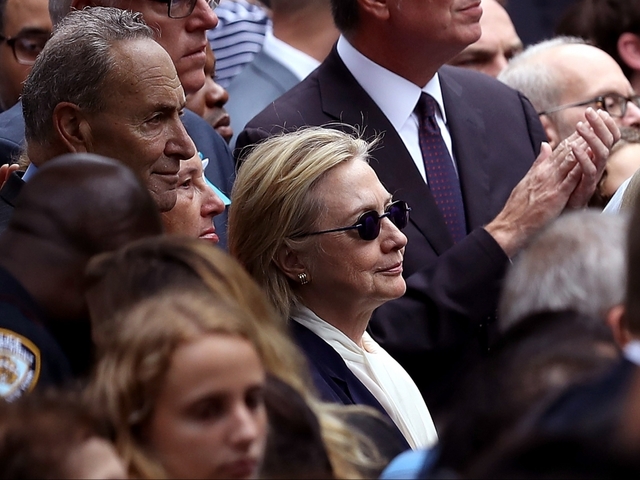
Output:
top-left (292, 200), bottom-right (411, 241)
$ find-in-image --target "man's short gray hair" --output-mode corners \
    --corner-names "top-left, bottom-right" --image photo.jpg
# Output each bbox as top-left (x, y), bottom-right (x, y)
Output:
top-left (498, 36), bottom-right (587, 115)
top-left (22, 7), bottom-right (153, 144)
top-left (499, 210), bottom-right (628, 331)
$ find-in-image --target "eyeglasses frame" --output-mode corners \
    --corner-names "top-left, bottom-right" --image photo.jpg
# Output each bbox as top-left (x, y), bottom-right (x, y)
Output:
top-left (537, 93), bottom-right (640, 118)
top-left (0, 29), bottom-right (50, 66)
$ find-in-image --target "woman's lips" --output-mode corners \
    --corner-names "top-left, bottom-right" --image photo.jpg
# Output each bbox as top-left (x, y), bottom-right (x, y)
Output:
top-left (379, 261), bottom-right (403, 275)
top-left (199, 227), bottom-right (219, 244)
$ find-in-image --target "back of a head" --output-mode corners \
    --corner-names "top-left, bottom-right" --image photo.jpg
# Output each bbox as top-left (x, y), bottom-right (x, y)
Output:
top-left (437, 309), bottom-right (618, 474)
top-left (271, 0), bottom-right (330, 14)
top-left (7, 153), bottom-right (162, 257)
top-left (22, 6), bottom-right (153, 146)
top-left (499, 210), bottom-right (628, 331)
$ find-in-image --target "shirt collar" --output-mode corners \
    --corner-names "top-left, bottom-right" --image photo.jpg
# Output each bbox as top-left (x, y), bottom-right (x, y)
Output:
top-left (336, 35), bottom-right (448, 130)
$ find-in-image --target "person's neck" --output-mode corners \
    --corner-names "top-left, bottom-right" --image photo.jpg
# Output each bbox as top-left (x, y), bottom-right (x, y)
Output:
top-left (296, 293), bottom-right (374, 347)
top-left (271, 7), bottom-right (338, 62)
top-left (345, 29), bottom-right (460, 87)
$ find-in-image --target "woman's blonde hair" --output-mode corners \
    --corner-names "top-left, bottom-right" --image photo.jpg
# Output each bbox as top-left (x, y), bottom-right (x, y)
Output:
top-left (229, 127), bottom-right (376, 320)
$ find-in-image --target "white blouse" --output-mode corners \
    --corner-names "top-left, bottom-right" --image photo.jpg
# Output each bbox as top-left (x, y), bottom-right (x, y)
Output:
top-left (291, 305), bottom-right (438, 449)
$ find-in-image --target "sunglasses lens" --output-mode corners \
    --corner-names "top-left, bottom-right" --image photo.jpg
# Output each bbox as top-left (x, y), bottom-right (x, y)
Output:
top-left (357, 211), bottom-right (382, 240)
top-left (388, 201), bottom-right (409, 230)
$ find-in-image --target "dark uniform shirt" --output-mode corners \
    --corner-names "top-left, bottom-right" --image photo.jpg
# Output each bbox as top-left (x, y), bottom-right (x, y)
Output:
top-left (0, 266), bottom-right (72, 400)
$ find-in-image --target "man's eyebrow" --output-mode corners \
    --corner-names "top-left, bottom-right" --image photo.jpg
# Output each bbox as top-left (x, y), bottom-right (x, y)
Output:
top-left (16, 27), bottom-right (50, 36)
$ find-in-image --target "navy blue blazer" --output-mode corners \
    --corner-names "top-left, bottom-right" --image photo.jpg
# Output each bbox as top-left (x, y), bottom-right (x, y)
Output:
top-left (291, 320), bottom-right (410, 451)
top-left (0, 103), bottom-right (235, 247)
top-left (237, 46), bottom-right (548, 412)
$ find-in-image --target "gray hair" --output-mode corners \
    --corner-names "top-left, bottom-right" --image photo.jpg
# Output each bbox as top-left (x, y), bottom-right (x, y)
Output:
top-left (498, 36), bottom-right (587, 114)
top-left (22, 7), bottom-right (153, 144)
top-left (499, 210), bottom-right (628, 331)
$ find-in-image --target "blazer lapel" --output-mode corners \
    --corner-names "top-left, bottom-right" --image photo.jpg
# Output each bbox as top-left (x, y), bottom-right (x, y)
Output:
top-left (439, 67), bottom-right (491, 230)
top-left (316, 50), bottom-right (454, 254)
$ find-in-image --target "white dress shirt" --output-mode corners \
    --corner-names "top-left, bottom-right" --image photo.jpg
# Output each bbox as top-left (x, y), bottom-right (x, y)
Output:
top-left (336, 35), bottom-right (457, 183)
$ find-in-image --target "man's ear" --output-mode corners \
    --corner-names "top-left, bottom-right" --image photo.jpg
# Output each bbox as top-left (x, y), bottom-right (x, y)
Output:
top-left (539, 114), bottom-right (561, 149)
top-left (606, 304), bottom-right (632, 349)
top-left (618, 33), bottom-right (640, 71)
top-left (274, 244), bottom-right (308, 282)
top-left (52, 102), bottom-right (92, 153)
top-left (357, 0), bottom-right (390, 21)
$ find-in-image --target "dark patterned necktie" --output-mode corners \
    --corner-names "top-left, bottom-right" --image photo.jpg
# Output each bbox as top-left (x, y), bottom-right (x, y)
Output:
top-left (415, 92), bottom-right (467, 243)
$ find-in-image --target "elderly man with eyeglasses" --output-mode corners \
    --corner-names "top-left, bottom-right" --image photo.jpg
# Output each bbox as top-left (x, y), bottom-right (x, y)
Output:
top-left (0, 0), bottom-right (51, 113)
top-left (0, 0), bottom-right (236, 247)
top-left (499, 36), bottom-right (640, 149)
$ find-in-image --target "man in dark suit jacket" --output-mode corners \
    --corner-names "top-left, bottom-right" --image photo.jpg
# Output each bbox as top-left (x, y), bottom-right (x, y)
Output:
top-left (236, 0), bottom-right (619, 413)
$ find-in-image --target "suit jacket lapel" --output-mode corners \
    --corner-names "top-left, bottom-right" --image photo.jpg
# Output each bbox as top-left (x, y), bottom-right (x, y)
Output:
top-left (316, 49), bottom-right (454, 254)
top-left (439, 67), bottom-right (491, 230)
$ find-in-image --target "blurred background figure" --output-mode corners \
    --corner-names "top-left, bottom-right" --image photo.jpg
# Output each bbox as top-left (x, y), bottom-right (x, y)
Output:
top-left (0, 0), bottom-right (51, 113)
top-left (499, 211), bottom-right (628, 331)
top-left (557, 0), bottom-right (640, 96)
top-left (207, 0), bottom-right (270, 88)
top-left (225, 0), bottom-right (338, 146)
top-left (186, 44), bottom-right (233, 143)
top-left (499, 37), bottom-right (640, 148)
top-left (0, 390), bottom-right (127, 479)
top-left (447, 0), bottom-right (522, 78)
top-left (505, 0), bottom-right (579, 46)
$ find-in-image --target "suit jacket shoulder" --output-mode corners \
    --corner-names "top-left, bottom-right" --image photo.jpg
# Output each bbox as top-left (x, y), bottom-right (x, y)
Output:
top-left (226, 50), bottom-right (300, 144)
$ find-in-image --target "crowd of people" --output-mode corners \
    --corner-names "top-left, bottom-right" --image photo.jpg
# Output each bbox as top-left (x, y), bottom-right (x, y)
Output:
top-left (0, 0), bottom-right (639, 478)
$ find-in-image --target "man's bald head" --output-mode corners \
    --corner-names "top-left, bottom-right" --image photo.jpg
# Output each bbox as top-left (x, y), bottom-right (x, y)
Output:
top-left (9, 153), bottom-right (163, 256)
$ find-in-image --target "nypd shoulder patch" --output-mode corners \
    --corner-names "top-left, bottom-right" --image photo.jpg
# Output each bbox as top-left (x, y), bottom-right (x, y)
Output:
top-left (0, 329), bottom-right (40, 402)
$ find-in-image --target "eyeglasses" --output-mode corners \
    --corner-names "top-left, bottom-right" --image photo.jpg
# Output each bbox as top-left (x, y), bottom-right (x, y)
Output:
top-left (292, 201), bottom-right (411, 241)
top-left (538, 93), bottom-right (640, 118)
top-left (152, 0), bottom-right (220, 19)
top-left (0, 30), bottom-right (50, 66)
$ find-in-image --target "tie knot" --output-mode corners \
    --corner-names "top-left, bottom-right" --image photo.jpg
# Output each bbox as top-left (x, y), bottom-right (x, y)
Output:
top-left (416, 92), bottom-right (438, 119)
